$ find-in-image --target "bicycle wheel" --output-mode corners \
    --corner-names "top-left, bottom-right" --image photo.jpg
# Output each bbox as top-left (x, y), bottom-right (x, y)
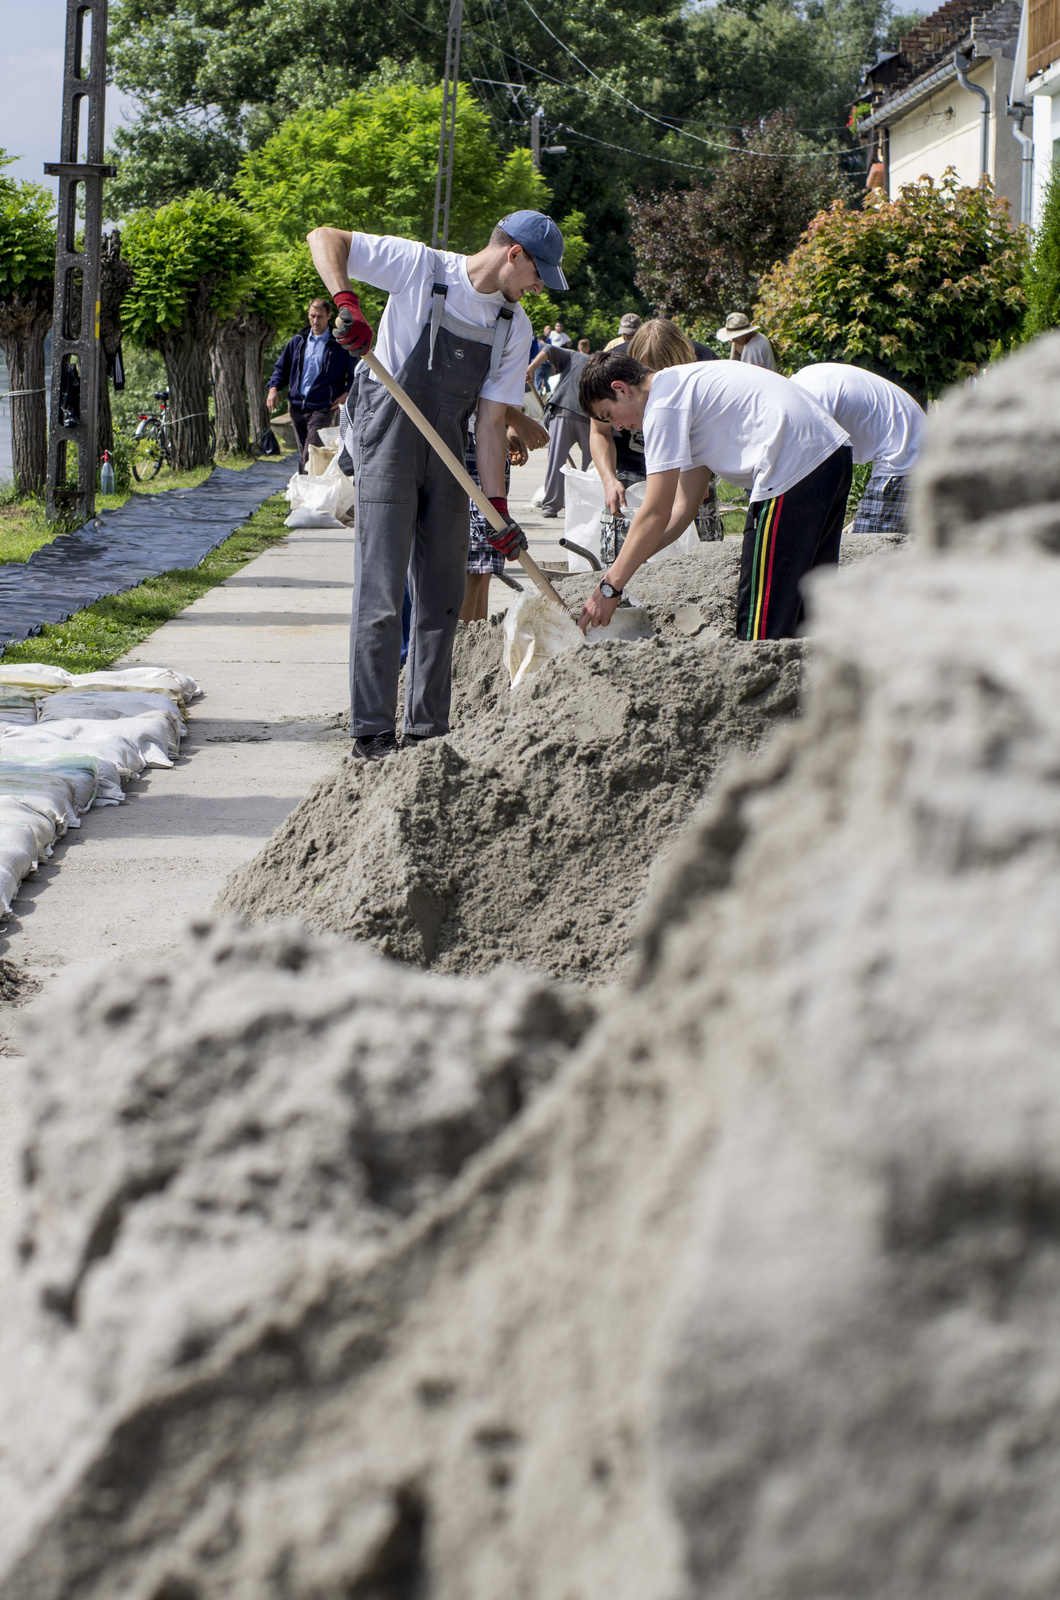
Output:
top-left (131, 424), bottom-right (164, 482)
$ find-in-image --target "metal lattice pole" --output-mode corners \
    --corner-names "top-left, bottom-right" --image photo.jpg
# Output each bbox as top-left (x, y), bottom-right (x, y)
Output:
top-left (44, 0), bottom-right (115, 523)
top-left (431, 0), bottom-right (465, 252)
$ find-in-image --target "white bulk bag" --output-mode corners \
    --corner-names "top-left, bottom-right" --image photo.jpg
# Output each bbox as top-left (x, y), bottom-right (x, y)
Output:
top-left (561, 466), bottom-right (701, 571)
top-left (285, 461), bottom-right (355, 528)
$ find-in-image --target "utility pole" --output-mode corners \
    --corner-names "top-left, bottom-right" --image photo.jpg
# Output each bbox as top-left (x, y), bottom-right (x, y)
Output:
top-left (531, 107), bottom-right (542, 170)
top-left (44, 0), bottom-right (115, 522)
top-left (432, 0), bottom-right (465, 252)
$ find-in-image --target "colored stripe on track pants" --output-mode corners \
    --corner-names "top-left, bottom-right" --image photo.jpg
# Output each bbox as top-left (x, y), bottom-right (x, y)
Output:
top-left (736, 445), bottom-right (853, 640)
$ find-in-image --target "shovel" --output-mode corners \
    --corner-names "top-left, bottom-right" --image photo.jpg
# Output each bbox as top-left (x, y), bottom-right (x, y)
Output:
top-left (346, 332), bottom-right (570, 614)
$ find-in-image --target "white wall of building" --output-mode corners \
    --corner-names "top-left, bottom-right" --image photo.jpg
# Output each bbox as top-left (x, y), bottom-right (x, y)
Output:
top-left (889, 59), bottom-right (999, 192)
top-left (1031, 60), bottom-right (1060, 228)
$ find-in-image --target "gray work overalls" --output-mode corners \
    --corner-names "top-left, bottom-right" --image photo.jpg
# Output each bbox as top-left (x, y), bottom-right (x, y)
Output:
top-left (348, 254), bottom-right (514, 738)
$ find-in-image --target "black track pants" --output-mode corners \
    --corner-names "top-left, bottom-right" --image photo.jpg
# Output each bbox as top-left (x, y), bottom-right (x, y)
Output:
top-left (736, 445), bottom-right (853, 640)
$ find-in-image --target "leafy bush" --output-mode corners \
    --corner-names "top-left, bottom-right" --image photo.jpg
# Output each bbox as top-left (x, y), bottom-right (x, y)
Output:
top-left (756, 171), bottom-right (1027, 396)
top-left (628, 114), bottom-right (847, 325)
top-left (1024, 161), bottom-right (1060, 337)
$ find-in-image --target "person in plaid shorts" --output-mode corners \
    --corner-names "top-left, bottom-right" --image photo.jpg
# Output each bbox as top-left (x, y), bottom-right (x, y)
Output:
top-left (461, 408), bottom-right (548, 622)
top-left (791, 363), bottom-right (924, 538)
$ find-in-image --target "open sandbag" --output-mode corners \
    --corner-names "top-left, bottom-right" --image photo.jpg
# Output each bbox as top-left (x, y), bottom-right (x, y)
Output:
top-left (503, 590), bottom-right (655, 689)
top-left (285, 461), bottom-right (355, 528)
top-left (562, 468), bottom-right (701, 572)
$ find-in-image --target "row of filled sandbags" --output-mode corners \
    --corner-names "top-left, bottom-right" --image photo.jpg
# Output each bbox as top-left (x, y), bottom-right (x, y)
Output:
top-left (0, 663), bottom-right (201, 919)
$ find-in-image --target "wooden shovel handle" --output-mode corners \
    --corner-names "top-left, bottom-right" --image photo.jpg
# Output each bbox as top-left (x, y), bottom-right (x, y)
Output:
top-left (359, 349), bottom-right (570, 613)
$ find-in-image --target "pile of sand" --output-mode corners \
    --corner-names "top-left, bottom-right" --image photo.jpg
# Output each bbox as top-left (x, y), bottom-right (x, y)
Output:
top-left (5, 338), bottom-right (1060, 1600)
top-left (218, 546), bottom-right (810, 981)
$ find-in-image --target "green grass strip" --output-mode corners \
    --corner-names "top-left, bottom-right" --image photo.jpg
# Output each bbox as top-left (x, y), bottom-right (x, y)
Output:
top-left (0, 493), bottom-right (290, 675)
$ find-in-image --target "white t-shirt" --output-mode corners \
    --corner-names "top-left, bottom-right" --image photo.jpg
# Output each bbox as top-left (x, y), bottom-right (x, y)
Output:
top-left (735, 332), bottom-right (777, 370)
top-left (643, 362), bottom-right (849, 501)
top-left (345, 233), bottom-right (532, 407)
top-left (791, 363), bottom-right (924, 478)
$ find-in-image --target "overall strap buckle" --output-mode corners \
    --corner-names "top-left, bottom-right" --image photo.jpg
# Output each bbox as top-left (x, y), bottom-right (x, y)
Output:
top-left (428, 250), bottom-right (448, 372)
top-left (489, 305), bottom-right (515, 383)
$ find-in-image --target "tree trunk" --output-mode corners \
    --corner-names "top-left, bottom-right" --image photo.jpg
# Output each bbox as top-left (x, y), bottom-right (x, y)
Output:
top-left (243, 314), bottom-right (274, 447)
top-left (0, 316), bottom-right (50, 494)
top-left (158, 284), bottom-right (217, 471)
top-left (210, 316), bottom-right (250, 456)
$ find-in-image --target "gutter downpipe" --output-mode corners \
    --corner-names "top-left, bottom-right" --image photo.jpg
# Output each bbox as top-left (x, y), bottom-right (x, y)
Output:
top-left (1007, 0), bottom-right (1034, 227)
top-left (954, 51), bottom-right (992, 180)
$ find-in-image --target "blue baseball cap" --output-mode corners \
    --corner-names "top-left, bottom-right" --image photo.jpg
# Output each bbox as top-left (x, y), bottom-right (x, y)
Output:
top-left (498, 211), bottom-right (568, 291)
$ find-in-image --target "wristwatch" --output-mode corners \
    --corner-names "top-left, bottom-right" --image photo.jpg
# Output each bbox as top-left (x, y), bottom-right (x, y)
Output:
top-left (599, 577), bottom-right (623, 600)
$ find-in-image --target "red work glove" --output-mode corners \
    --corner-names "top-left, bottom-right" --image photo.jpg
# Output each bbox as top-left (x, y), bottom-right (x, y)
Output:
top-left (333, 290), bottom-right (373, 353)
top-left (486, 496), bottom-right (528, 561)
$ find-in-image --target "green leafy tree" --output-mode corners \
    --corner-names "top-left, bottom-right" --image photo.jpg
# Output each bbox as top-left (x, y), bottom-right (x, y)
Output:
top-left (234, 83), bottom-right (549, 255)
top-left (122, 190), bottom-right (260, 468)
top-left (628, 113), bottom-right (847, 325)
top-left (756, 173), bottom-right (1028, 395)
top-left (1024, 163), bottom-right (1060, 337)
top-left (0, 155), bottom-right (55, 493)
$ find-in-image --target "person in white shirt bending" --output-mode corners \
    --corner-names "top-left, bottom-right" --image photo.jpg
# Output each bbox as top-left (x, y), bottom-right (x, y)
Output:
top-left (308, 212), bottom-right (567, 761)
top-left (716, 312), bottom-right (777, 370)
top-left (575, 352), bottom-right (852, 640)
top-left (790, 363), bottom-right (925, 537)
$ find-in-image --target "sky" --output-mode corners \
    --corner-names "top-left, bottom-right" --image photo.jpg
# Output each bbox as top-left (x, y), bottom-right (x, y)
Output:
top-left (0, 0), bottom-right (137, 196)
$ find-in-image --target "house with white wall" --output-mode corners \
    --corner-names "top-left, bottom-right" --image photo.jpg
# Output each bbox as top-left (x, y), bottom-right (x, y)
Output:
top-left (1020, 0), bottom-right (1060, 224)
top-left (857, 0), bottom-right (1025, 218)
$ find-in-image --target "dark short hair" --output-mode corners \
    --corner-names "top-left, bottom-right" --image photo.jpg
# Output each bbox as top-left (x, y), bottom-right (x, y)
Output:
top-left (578, 352), bottom-right (649, 412)
top-left (308, 297), bottom-right (330, 312)
top-left (490, 225), bottom-right (517, 249)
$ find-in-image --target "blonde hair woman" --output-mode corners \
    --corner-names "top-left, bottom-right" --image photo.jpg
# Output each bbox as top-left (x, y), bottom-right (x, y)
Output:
top-left (624, 319), bottom-right (724, 540)
top-left (627, 318), bottom-right (695, 369)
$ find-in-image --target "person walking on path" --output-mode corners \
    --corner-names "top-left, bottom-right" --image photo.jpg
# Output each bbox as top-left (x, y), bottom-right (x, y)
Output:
top-left (716, 312), bottom-right (777, 371)
top-left (576, 352), bottom-right (852, 641)
top-left (307, 210), bottom-right (567, 760)
top-left (267, 298), bottom-right (357, 471)
top-left (526, 341), bottom-right (591, 517)
top-left (790, 363), bottom-right (924, 536)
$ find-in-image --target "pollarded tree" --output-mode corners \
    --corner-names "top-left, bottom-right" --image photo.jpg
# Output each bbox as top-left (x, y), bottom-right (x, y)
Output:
top-left (628, 115), bottom-right (847, 326)
top-left (211, 261), bottom-right (297, 456)
top-left (0, 158), bottom-right (55, 493)
top-left (756, 172), bottom-right (1027, 396)
top-left (242, 263), bottom-right (299, 451)
top-left (122, 191), bottom-right (259, 469)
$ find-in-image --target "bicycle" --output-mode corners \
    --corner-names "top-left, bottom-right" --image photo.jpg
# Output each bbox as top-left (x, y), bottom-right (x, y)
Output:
top-left (131, 390), bottom-right (217, 482)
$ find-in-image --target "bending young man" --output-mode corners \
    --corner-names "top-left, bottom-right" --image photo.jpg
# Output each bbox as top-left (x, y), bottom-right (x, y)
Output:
top-left (577, 353), bottom-right (852, 640)
top-left (790, 363), bottom-right (924, 536)
top-left (307, 211), bottom-right (566, 759)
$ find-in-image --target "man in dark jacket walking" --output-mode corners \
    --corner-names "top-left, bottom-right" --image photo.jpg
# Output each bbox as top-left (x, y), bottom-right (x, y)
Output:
top-left (267, 298), bottom-right (358, 470)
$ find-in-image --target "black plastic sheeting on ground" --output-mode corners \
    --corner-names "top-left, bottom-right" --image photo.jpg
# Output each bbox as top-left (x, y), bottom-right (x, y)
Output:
top-left (0, 458), bottom-right (293, 652)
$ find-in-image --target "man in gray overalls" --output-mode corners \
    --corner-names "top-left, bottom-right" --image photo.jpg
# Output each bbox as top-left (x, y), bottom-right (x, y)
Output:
top-left (307, 212), bottom-right (568, 760)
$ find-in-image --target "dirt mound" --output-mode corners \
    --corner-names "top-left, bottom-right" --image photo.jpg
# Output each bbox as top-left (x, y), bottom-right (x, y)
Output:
top-left (4, 342), bottom-right (1060, 1600)
top-left (219, 628), bottom-right (803, 982)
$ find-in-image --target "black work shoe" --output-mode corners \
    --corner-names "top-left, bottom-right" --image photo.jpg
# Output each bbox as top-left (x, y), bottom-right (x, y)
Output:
top-left (351, 731), bottom-right (399, 762)
top-left (400, 731), bottom-right (436, 750)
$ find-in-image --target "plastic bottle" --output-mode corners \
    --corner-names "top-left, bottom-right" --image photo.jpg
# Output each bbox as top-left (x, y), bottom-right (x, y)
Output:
top-left (100, 450), bottom-right (115, 495)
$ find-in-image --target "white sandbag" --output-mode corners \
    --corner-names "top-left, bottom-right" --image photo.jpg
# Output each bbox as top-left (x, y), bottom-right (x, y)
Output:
top-left (1, 720), bottom-right (154, 782)
top-left (0, 795), bottom-right (59, 856)
top-left (69, 665), bottom-right (201, 703)
top-left (0, 688), bottom-right (39, 723)
top-left (0, 709), bottom-right (38, 727)
top-left (561, 466), bottom-right (700, 571)
top-left (284, 467), bottom-right (355, 528)
top-left (0, 664), bottom-right (73, 695)
top-left (0, 820), bottom-right (41, 915)
top-left (0, 759), bottom-right (98, 829)
top-left (40, 692), bottom-right (185, 753)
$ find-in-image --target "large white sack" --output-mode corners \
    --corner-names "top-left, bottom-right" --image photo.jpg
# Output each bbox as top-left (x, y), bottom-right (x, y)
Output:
top-left (0, 820), bottom-right (41, 916)
top-left (69, 666), bottom-right (201, 704)
top-left (0, 664), bottom-right (73, 695)
top-left (0, 760), bottom-right (98, 829)
top-left (0, 795), bottom-right (59, 856)
top-left (285, 468), bottom-right (355, 528)
top-left (561, 466), bottom-right (700, 571)
top-left (1, 720), bottom-right (157, 782)
top-left (40, 692), bottom-right (185, 753)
